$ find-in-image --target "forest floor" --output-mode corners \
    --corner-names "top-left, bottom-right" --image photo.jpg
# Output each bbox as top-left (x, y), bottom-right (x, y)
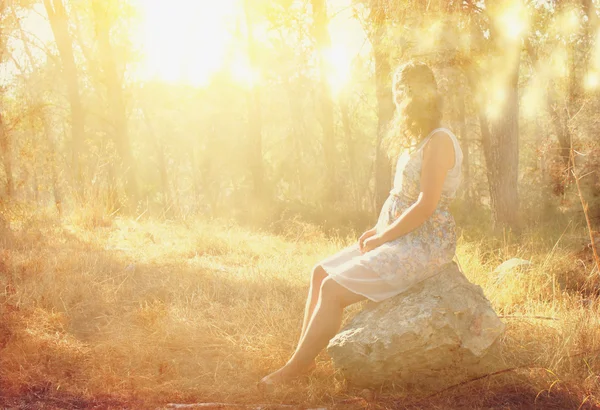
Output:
top-left (1, 208), bottom-right (600, 409)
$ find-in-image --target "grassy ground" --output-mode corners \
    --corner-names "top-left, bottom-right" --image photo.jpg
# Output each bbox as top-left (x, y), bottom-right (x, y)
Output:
top-left (0, 207), bottom-right (599, 409)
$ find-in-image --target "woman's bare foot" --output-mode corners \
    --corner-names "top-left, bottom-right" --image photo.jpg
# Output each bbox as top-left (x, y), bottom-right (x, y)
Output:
top-left (257, 361), bottom-right (316, 393)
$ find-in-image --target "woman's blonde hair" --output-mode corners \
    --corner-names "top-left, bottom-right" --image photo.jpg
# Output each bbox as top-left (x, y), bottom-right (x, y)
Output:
top-left (383, 61), bottom-right (442, 157)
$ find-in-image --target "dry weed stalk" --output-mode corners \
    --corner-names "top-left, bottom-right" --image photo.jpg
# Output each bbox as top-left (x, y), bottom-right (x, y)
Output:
top-left (570, 143), bottom-right (600, 275)
top-left (421, 346), bottom-right (600, 403)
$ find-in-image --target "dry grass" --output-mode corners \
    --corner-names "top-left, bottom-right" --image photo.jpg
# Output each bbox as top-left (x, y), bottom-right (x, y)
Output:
top-left (0, 208), bottom-right (599, 409)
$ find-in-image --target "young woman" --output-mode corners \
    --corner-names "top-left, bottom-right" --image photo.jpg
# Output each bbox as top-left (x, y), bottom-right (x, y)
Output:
top-left (259, 61), bottom-right (463, 389)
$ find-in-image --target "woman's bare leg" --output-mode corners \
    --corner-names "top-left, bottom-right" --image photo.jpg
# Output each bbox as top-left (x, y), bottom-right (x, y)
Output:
top-left (299, 265), bottom-right (328, 342)
top-left (259, 278), bottom-right (365, 386)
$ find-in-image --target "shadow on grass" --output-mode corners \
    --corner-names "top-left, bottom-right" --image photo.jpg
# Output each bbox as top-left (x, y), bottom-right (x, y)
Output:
top-left (0, 221), bottom-right (321, 407)
top-left (1, 218), bottom-right (598, 410)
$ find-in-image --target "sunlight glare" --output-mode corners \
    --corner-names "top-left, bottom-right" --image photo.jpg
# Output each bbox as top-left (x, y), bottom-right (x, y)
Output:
top-left (323, 46), bottom-right (352, 96)
top-left (230, 54), bottom-right (260, 88)
top-left (585, 72), bottom-right (599, 91)
top-left (326, 1), bottom-right (366, 96)
top-left (550, 47), bottom-right (569, 78)
top-left (557, 8), bottom-right (580, 34)
top-left (588, 30), bottom-right (600, 83)
top-left (498, 2), bottom-right (528, 41)
top-left (251, 22), bottom-right (271, 45)
top-left (133, 0), bottom-right (240, 87)
top-left (419, 20), bottom-right (444, 52)
top-left (522, 81), bottom-right (543, 118)
top-left (486, 87), bottom-right (506, 120)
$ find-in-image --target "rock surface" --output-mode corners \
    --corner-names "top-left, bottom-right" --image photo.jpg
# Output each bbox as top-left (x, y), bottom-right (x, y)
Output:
top-left (327, 262), bottom-right (505, 388)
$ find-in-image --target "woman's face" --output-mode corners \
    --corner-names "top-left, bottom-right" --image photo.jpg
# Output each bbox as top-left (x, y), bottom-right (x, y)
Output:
top-left (393, 81), bottom-right (411, 114)
top-left (393, 79), bottom-right (410, 109)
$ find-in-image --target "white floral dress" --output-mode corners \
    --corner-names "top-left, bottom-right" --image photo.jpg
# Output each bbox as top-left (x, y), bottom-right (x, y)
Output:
top-left (320, 128), bottom-right (463, 302)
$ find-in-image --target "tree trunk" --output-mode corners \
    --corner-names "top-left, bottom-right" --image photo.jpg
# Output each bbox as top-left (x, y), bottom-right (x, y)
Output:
top-left (245, 83), bottom-right (264, 200)
top-left (467, 5), bottom-right (521, 231)
top-left (542, 1), bottom-right (595, 197)
top-left (340, 92), bottom-right (359, 209)
top-left (311, 0), bottom-right (337, 203)
top-left (0, 7), bottom-right (12, 200)
top-left (14, 15), bottom-right (63, 214)
top-left (92, 0), bottom-right (139, 208)
top-left (583, 0), bottom-right (599, 61)
top-left (141, 106), bottom-right (171, 211)
top-left (188, 148), bottom-right (200, 208)
top-left (369, 1), bottom-right (394, 212)
top-left (283, 79), bottom-right (306, 200)
top-left (43, 0), bottom-right (85, 197)
top-left (243, 0), bottom-right (265, 200)
top-left (479, 55), bottom-right (520, 231)
top-left (546, 91), bottom-right (572, 196)
top-left (43, 113), bottom-right (63, 216)
top-left (0, 111), bottom-right (13, 199)
top-left (525, 33), bottom-right (571, 198)
top-left (201, 123), bottom-right (219, 216)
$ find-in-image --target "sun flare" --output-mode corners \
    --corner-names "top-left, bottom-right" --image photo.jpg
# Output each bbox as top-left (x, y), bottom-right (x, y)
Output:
top-left (131, 0), bottom-right (362, 93)
top-left (133, 0), bottom-right (240, 87)
top-left (585, 71), bottom-right (600, 90)
top-left (229, 53), bottom-right (260, 87)
top-left (498, 2), bottom-right (528, 41)
top-left (323, 45), bottom-right (352, 96)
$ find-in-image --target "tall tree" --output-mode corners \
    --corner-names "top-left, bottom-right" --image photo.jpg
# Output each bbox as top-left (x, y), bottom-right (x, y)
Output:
top-left (0, 111), bottom-right (12, 200)
top-left (43, 0), bottom-right (85, 196)
top-left (339, 90), bottom-right (359, 208)
top-left (0, 3), bottom-right (13, 200)
top-left (469, 5), bottom-right (521, 230)
top-left (91, 0), bottom-right (139, 207)
top-left (311, 0), bottom-right (337, 202)
top-left (478, 60), bottom-right (521, 230)
top-left (368, 0), bottom-right (394, 212)
top-left (140, 104), bottom-right (171, 212)
top-left (525, 1), bottom-right (595, 196)
top-left (11, 16), bottom-right (63, 213)
top-left (243, 0), bottom-right (265, 199)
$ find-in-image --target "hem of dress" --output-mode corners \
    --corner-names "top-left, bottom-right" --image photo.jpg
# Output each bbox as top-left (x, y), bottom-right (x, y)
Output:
top-left (376, 262), bottom-right (451, 295)
top-left (320, 265), bottom-right (382, 303)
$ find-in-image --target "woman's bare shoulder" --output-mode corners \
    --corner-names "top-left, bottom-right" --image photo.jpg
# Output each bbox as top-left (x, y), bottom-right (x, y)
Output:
top-left (424, 130), bottom-right (455, 170)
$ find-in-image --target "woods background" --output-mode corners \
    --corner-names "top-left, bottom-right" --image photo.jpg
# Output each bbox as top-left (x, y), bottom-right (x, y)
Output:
top-left (1, 0), bottom-right (599, 234)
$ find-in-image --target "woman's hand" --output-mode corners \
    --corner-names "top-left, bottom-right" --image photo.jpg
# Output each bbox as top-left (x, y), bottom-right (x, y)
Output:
top-left (358, 228), bottom-right (377, 253)
top-left (362, 235), bottom-right (384, 253)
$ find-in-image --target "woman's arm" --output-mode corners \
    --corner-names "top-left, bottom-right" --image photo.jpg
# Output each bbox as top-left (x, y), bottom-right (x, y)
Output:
top-left (362, 131), bottom-right (455, 253)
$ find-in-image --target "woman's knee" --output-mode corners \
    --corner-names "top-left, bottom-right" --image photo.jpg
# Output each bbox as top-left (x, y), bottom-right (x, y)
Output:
top-left (320, 277), bottom-right (364, 307)
top-left (319, 277), bottom-right (343, 304)
top-left (311, 264), bottom-right (328, 287)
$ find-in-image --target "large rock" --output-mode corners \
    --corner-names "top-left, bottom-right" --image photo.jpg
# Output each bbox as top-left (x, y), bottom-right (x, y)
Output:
top-left (327, 262), bottom-right (505, 388)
